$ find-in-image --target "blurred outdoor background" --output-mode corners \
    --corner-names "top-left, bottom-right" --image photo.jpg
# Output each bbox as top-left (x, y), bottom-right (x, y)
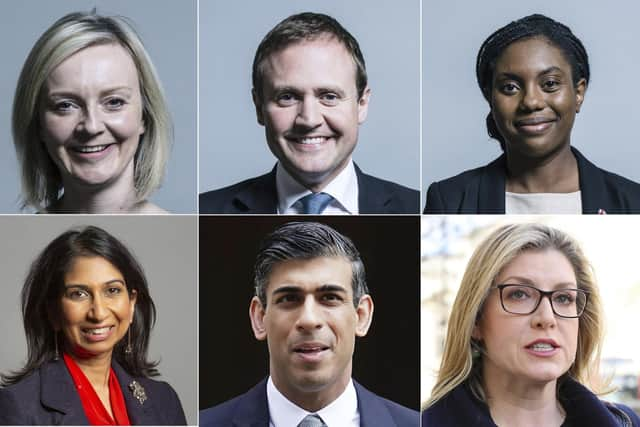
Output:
top-left (421, 215), bottom-right (640, 415)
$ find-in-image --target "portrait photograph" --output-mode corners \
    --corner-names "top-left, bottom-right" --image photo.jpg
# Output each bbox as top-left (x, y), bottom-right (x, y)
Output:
top-left (0, 215), bottom-right (197, 425)
top-left (0, 0), bottom-right (196, 213)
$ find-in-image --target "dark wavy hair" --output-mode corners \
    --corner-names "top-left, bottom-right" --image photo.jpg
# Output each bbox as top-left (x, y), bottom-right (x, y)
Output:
top-left (476, 14), bottom-right (590, 149)
top-left (1, 226), bottom-right (158, 386)
top-left (252, 12), bottom-right (368, 101)
top-left (254, 221), bottom-right (368, 308)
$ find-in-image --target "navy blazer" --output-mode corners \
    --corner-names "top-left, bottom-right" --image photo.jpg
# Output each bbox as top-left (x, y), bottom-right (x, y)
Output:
top-left (199, 164), bottom-right (420, 214)
top-left (424, 147), bottom-right (640, 214)
top-left (0, 359), bottom-right (186, 425)
top-left (200, 378), bottom-right (419, 427)
top-left (422, 379), bottom-right (640, 427)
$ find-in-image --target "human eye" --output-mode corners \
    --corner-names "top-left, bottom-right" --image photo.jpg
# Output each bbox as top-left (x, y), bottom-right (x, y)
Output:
top-left (504, 286), bottom-right (532, 300)
top-left (104, 97), bottom-right (126, 111)
top-left (275, 92), bottom-right (298, 107)
top-left (541, 78), bottom-right (560, 92)
top-left (499, 82), bottom-right (520, 95)
top-left (553, 291), bottom-right (575, 305)
top-left (319, 92), bottom-right (340, 106)
top-left (320, 293), bottom-right (344, 305)
top-left (275, 293), bottom-right (300, 305)
top-left (52, 100), bottom-right (78, 113)
top-left (65, 288), bottom-right (89, 300)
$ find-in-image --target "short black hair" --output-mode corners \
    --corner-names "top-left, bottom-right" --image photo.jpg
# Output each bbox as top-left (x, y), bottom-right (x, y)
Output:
top-left (254, 221), bottom-right (368, 308)
top-left (252, 12), bottom-right (368, 101)
top-left (1, 226), bottom-right (158, 386)
top-left (476, 14), bottom-right (589, 147)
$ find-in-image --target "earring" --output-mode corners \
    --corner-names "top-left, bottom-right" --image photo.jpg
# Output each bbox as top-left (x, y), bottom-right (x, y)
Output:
top-left (125, 329), bottom-right (132, 355)
top-left (53, 331), bottom-right (59, 361)
top-left (471, 340), bottom-right (482, 359)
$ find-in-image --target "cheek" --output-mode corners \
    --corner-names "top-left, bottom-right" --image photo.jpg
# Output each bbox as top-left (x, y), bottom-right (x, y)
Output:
top-left (41, 114), bottom-right (75, 145)
top-left (106, 111), bottom-right (145, 141)
top-left (263, 107), bottom-right (294, 136)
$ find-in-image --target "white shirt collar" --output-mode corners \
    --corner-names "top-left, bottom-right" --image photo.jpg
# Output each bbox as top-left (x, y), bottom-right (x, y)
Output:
top-left (266, 376), bottom-right (360, 427)
top-left (275, 160), bottom-right (359, 215)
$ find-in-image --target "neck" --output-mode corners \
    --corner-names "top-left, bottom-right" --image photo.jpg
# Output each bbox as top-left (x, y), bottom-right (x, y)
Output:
top-left (482, 362), bottom-right (565, 427)
top-left (67, 350), bottom-right (113, 391)
top-left (271, 364), bottom-right (351, 412)
top-left (505, 144), bottom-right (579, 193)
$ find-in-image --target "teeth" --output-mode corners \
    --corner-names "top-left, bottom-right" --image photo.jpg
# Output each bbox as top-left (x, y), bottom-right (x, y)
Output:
top-left (530, 343), bottom-right (554, 351)
top-left (299, 137), bottom-right (326, 144)
top-left (75, 145), bottom-right (108, 153)
top-left (84, 327), bottom-right (111, 335)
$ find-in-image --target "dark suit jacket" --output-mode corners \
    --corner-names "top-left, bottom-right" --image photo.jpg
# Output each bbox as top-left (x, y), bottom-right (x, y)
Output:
top-left (424, 147), bottom-right (640, 214)
top-left (422, 379), bottom-right (640, 427)
top-left (200, 378), bottom-right (419, 427)
top-left (200, 164), bottom-right (420, 214)
top-left (0, 359), bottom-right (186, 425)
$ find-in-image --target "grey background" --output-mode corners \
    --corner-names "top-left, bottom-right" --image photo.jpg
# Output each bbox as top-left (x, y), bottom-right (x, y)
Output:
top-left (422, 0), bottom-right (640, 205)
top-left (0, 216), bottom-right (197, 425)
top-left (0, 1), bottom-right (197, 213)
top-left (199, 0), bottom-right (420, 193)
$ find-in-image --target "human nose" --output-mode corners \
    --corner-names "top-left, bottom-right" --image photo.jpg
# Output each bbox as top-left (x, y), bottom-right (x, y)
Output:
top-left (77, 105), bottom-right (106, 135)
top-left (295, 296), bottom-right (323, 332)
top-left (519, 85), bottom-right (545, 112)
top-left (88, 294), bottom-right (108, 321)
top-left (294, 97), bottom-right (322, 129)
top-left (530, 295), bottom-right (557, 328)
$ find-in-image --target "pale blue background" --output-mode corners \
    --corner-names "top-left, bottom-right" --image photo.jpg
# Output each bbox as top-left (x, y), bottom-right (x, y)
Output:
top-left (422, 0), bottom-right (640, 205)
top-left (0, 1), bottom-right (197, 213)
top-left (199, 0), bottom-right (421, 193)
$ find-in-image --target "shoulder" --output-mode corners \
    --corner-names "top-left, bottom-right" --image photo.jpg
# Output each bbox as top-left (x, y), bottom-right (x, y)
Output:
top-left (133, 376), bottom-right (187, 424)
top-left (355, 167), bottom-right (420, 213)
top-left (199, 172), bottom-right (275, 214)
top-left (0, 370), bottom-right (43, 424)
top-left (132, 200), bottom-right (170, 214)
top-left (354, 381), bottom-right (419, 426)
top-left (607, 402), bottom-right (640, 426)
top-left (200, 381), bottom-right (267, 427)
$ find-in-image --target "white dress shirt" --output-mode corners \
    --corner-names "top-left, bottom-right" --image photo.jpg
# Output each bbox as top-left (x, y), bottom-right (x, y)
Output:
top-left (266, 377), bottom-right (360, 427)
top-left (276, 161), bottom-right (359, 215)
top-left (505, 191), bottom-right (582, 214)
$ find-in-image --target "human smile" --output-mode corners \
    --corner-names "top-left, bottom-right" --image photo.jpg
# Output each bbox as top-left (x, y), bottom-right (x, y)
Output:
top-left (514, 116), bottom-right (557, 135)
top-left (81, 325), bottom-right (115, 342)
top-left (68, 143), bottom-right (117, 160)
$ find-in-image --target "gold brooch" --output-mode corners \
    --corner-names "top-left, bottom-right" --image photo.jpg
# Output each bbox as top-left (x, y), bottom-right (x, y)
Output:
top-left (129, 380), bottom-right (147, 405)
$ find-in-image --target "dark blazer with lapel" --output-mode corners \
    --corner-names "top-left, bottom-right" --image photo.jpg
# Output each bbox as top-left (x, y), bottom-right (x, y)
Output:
top-left (199, 378), bottom-right (419, 427)
top-left (199, 164), bottom-right (420, 214)
top-left (424, 147), bottom-right (640, 214)
top-left (0, 359), bottom-right (186, 425)
top-left (422, 379), bottom-right (640, 427)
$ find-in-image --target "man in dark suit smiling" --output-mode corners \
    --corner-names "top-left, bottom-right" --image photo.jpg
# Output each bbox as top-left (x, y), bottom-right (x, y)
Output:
top-left (199, 222), bottom-right (418, 426)
top-left (199, 12), bottom-right (418, 214)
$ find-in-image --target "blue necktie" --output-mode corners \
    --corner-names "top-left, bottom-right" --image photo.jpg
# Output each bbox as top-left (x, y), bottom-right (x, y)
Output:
top-left (297, 414), bottom-right (327, 427)
top-left (298, 192), bottom-right (333, 214)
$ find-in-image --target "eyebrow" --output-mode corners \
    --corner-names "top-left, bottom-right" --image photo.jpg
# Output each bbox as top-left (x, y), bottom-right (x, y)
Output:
top-left (47, 86), bottom-right (134, 98)
top-left (271, 283), bottom-right (348, 296)
top-left (496, 66), bottom-right (566, 81)
top-left (498, 276), bottom-right (577, 289)
top-left (64, 279), bottom-right (126, 289)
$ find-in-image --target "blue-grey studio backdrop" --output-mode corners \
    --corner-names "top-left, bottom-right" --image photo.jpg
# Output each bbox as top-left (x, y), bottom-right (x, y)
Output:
top-left (199, 0), bottom-right (420, 194)
top-left (0, 0), bottom-right (196, 213)
top-left (0, 216), bottom-right (197, 425)
top-left (422, 0), bottom-right (640, 205)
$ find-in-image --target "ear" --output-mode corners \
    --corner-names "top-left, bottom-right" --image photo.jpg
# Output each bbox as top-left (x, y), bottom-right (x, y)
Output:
top-left (575, 78), bottom-right (587, 113)
top-left (249, 296), bottom-right (268, 341)
top-left (357, 86), bottom-right (371, 124)
top-left (252, 88), bottom-right (265, 126)
top-left (129, 289), bottom-right (138, 324)
top-left (354, 294), bottom-right (374, 337)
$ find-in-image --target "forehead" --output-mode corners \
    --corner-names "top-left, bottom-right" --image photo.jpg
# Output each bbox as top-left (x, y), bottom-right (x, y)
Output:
top-left (265, 256), bottom-right (353, 293)
top-left (64, 256), bottom-right (124, 283)
top-left (261, 37), bottom-right (357, 91)
top-left (494, 37), bottom-right (573, 77)
top-left (46, 43), bottom-right (140, 92)
top-left (495, 249), bottom-right (577, 290)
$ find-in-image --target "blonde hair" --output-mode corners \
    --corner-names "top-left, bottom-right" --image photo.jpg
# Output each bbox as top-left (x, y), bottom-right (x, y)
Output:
top-left (12, 10), bottom-right (172, 210)
top-left (426, 223), bottom-right (604, 408)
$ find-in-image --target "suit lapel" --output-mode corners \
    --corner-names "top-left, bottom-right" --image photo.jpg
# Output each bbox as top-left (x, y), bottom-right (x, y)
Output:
top-left (112, 360), bottom-right (159, 425)
top-left (477, 155), bottom-right (507, 213)
top-left (40, 359), bottom-right (90, 425)
top-left (355, 381), bottom-right (398, 427)
top-left (355, 164), bottom-right (393, 213)
top-left (234, 168), bottom-right (278, 213)
top-left (231, 379), bottom-right (270, 427)
top-left (573, 147), bottom-right (607, 214)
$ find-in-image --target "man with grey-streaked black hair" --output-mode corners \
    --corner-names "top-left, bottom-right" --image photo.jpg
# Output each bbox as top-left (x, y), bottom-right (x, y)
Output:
top-left (200, 221), bottom-right (418, 426)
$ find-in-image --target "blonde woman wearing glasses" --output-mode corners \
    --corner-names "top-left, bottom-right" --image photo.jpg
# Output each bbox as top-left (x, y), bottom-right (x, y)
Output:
top-left (422, 223), bottom-right (640, 427)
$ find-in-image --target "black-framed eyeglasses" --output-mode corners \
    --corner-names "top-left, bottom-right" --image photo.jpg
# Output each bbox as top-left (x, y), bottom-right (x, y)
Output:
top-left (496, 284), bottom-right (588, 318)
